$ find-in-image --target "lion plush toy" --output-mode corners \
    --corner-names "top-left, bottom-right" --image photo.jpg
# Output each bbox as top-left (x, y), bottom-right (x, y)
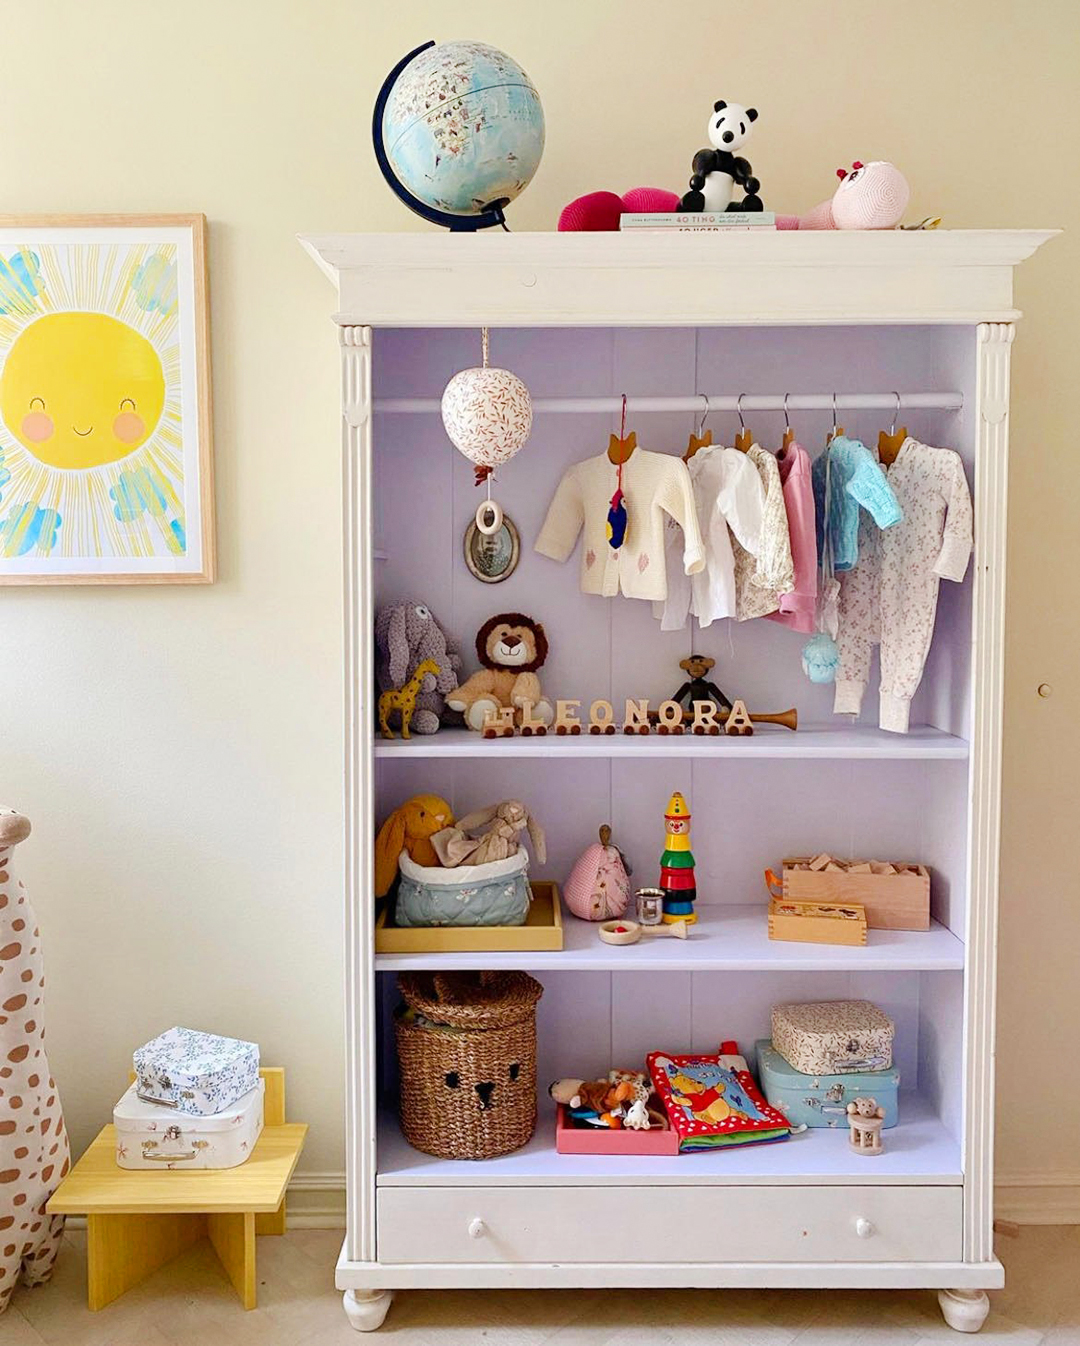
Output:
top-left (446, 613), bottom-right (554, 733)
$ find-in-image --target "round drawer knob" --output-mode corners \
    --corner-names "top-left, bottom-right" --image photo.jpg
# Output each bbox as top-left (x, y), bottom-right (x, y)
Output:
top-left (468, 1218), bottom-right (487, 1239)
top-left (855, 1218), bottom-right (875, 1239)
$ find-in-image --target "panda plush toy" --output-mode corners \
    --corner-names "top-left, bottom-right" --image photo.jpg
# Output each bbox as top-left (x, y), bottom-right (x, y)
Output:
top-left (680, 100), bottom-right (764, 213)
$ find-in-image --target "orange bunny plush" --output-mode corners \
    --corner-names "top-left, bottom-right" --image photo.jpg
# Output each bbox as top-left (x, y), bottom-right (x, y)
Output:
top-left (374, 795), bottom-right (454, 899)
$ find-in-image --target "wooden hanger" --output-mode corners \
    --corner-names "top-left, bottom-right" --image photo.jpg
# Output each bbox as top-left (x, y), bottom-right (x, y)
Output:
top-left (877, 391), bottom-right (907, 467)
top-left (607, 394), bottom-right (637, 464)
top-left (734, 393), bottom-right (754, 453)
top-left (684, 394), bottom-right (713, 461)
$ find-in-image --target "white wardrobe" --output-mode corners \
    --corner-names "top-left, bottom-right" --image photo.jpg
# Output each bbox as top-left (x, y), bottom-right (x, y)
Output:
top-left (301, 229), bottom-right (1054, 1332)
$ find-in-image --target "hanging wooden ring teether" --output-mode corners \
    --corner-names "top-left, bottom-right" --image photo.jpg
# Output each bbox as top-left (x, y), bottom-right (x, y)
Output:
top-left (475, 498), bottom-right (504, 536)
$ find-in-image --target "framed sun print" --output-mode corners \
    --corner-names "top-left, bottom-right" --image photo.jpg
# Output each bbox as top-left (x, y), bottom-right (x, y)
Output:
top-left (0, 214), bottom-right (214, 583)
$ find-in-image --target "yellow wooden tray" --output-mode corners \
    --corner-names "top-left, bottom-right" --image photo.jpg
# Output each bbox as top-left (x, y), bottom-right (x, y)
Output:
top-left (375, 880), bottom-right (563, 953)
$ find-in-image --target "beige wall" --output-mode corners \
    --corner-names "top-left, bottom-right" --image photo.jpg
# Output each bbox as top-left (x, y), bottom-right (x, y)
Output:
top-left (1, 0), bottom-right (1076, 1216)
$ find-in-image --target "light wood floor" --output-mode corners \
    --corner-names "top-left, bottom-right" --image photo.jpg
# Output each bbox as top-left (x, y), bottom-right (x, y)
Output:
top-left (3, 1226), bottom-right (1078, 1344)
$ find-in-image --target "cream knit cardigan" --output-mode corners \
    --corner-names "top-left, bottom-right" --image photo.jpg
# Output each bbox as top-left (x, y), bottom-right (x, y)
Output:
top-left (535, 447), bottom-right (705, 600)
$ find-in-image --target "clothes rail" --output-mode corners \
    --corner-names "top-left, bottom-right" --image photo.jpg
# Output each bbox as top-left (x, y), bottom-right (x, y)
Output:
top-left (373, 392), bottom-right (963, 414)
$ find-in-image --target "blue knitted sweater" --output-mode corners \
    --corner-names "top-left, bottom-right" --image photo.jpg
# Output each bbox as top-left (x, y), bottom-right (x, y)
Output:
top-left (813, 436), bottom-right (902, 572)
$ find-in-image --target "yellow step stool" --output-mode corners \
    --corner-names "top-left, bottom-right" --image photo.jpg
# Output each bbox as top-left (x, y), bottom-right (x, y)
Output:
top-left (47, 1067), bottom-right (306, 1311)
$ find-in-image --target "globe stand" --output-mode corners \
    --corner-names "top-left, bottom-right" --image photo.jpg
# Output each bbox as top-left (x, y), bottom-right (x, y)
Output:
top-left (372, 41), bottom-right (512, 233)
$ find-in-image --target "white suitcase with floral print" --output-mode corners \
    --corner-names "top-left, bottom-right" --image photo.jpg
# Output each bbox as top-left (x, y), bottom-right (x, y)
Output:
top-left (113, 1078), bottom-right (264, 1169)
top-left (133, 1026), bottom-right (260, 1115)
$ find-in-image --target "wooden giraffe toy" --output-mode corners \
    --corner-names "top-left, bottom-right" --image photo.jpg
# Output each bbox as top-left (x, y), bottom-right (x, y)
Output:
top-left (0, 807), bottom-right (68, 1314)
top-left (378, 659), bottom-right (440, 740)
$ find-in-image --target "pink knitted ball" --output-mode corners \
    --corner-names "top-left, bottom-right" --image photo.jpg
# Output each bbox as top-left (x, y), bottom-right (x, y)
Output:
top-left (620, 186), bottom-right (680, 214)
top-left (558, 191), bottom-right (622, 232)
top-left (831, 161), bottom-right (909, 230)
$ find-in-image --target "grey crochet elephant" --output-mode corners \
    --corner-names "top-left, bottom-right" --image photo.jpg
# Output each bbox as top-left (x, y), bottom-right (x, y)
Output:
top-left (375, 601), bottom-right (461, 735)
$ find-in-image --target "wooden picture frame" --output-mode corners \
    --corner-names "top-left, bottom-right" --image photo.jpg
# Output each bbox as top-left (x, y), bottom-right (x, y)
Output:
top-left (463, 511), bottom-right (520, 583)
top-left (0, 214), bottom-right (215, 583)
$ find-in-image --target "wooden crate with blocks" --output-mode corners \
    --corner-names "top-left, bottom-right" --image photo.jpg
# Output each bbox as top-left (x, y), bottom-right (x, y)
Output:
top-left (783, 856), bottom-right (930, 931)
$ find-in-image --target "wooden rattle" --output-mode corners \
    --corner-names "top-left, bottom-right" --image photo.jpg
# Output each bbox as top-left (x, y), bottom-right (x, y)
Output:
top-left (598, 918), bottom-right (688, 945)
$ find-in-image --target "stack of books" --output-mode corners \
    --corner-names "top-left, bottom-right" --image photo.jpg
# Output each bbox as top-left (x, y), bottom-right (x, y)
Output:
top-left (620, 211), bottom-right (776, 232)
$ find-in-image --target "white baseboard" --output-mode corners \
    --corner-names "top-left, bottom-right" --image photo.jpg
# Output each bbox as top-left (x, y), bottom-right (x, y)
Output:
top-left (63, 1171), bottom-right (1080, 1235)
top-left (995, 1172), bottom-right (1080, 1224)
top-left (285, 1170), bottom-right (346, 1229)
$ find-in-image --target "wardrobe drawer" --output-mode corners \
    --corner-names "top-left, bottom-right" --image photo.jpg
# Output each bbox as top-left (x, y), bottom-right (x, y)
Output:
top-left (377, 1184), bottom-right (961, 1264)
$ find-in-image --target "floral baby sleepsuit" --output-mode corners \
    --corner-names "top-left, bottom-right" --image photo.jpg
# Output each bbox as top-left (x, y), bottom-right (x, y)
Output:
top-left (733, 444), bottom-right (794, 621)
top-left (833, 438), bottom-right (974, 733)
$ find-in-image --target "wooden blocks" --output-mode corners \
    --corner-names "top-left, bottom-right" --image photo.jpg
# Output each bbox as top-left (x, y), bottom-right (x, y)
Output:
top-left (47, 1068), bottom-right (306, 1312)
top-left (486, 698), bottom-right (797, 740)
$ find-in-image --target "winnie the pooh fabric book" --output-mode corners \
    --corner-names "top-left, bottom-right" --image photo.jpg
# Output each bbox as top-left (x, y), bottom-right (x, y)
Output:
top-left (647, 1045), bottom-right (790, 1151)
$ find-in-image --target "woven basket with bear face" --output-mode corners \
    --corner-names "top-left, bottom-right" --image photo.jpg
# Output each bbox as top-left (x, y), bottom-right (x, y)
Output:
top-left (395, 970), bottom-right (542, 1160)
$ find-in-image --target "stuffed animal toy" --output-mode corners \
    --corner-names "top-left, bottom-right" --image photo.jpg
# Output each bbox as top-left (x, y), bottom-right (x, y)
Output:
top-left (431, 800), bottom-right (546, 868)
top-left (558, 186), bottom-right (680, 232)
top-left (563, 825), bottom-right (631, 921)
top-left (374, 601), bottom-right (461, 735)
top-left (0, 807), bottom-right (68, 1314)
top-left (445, 613), bottom-right (554, 732)
top-left (374, 795), bottom-right (454, 899)
top-left (679, 100), bottom-right (763, 213)
top-left (785, 160), bottom-right (910, 231)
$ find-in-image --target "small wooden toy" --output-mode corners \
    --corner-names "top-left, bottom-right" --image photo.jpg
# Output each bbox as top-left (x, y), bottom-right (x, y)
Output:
top-left (597, 918), bottom-right (688, 945)
top-left (378, 658), bottom-right (440, 740)
top-left (659, 791), bottom-right (697, 925)
top-left (670, 654), bottom-right (732, 718)
top-left (482, 695), bottom-right (797, 738)
top-left (847, 1097), bottom-right (886, 1155)
top-left (724, 699), bottom-right (754, 735)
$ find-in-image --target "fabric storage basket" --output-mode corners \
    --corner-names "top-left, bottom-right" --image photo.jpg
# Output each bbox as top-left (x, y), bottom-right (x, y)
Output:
top-left (133, 1026), bottom-right (260, 1115)
top-left (771, 1000), bottom-right (894, 1075)
top-left (395, 850), bottom-right (531, 928)
top-left (114, 1078), bottom-right (264, 1169)
top-left (395, 970), bottom-right (542, 1159)
top-left (755, 1041), bottom-right (900, 1129)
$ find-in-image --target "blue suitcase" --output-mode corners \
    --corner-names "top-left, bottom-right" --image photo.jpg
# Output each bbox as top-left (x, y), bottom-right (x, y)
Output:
top-left (755, 1040), bottom-right (900, 1129)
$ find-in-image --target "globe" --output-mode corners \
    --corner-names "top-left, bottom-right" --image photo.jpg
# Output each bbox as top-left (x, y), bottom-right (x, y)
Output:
top-left (378, 40), bottom-right (545, 224)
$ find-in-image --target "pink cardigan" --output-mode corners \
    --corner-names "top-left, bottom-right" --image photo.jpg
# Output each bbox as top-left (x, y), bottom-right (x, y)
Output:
top-left (766, 441), bottom-right (817, 634)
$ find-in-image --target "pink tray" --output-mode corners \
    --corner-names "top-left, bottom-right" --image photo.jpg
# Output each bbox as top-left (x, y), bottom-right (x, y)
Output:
top-left (555, 1104), bottom-right (680, 1155)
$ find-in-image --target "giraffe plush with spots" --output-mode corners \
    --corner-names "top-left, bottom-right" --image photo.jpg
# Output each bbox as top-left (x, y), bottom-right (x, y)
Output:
top-left (0, 808), bottom-right (67, 1314)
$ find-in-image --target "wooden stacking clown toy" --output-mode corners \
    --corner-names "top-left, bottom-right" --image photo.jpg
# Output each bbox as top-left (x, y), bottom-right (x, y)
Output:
top-left (659, 790), bottom-right (697, 924)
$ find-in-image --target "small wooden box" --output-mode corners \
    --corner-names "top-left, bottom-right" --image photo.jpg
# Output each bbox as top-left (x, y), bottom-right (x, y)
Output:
top-left (783, 859), bottom-right (930, 931)
top-left (375, 881), bottom-right (563, 954)
top-left (768, 897), bottom-right (867, 946)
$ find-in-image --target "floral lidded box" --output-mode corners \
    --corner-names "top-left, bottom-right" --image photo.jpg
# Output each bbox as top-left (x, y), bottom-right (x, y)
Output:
top-left (133, 1027), bottom-right (260, 1116)
top-left (771, 1000), bottom-right (894, 1075)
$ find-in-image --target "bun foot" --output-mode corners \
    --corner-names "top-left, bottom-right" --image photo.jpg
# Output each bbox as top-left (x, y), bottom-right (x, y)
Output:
top-left (343, 1289), bottom-right (394, 1332)
top-left (937, 1289), bottom-right (990, 1333)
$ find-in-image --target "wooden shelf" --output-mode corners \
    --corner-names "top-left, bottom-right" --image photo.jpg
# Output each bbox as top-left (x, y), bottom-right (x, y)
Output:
top-left (373, 904), bottom-right (964, 973)
top-left (374, 724), bottom-right (968, 762)
top-left (377, 1094), bottom-right (959, 1187)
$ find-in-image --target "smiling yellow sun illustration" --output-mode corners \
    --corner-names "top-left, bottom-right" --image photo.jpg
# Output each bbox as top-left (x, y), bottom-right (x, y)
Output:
top-left (0, 236), bottom-right (195, 573)
top-left (1, 312), bottom-right (165, 471)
